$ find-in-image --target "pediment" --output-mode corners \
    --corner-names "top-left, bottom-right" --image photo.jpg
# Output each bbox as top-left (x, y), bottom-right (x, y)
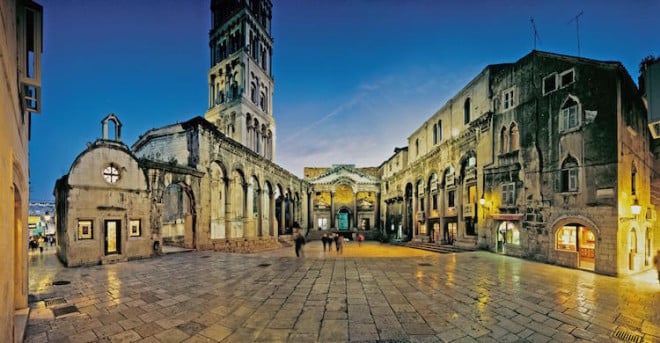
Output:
top-left (307, 166), bottom-right (380, 185)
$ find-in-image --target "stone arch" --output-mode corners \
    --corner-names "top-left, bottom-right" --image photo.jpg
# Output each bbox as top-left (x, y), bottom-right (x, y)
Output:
top-left (13, 179), bottom-right (26, 309)
top-left (161, 181), bottom-right (197, 249)
top-left (550, 215), bottom-right (600, 271)
top-left (101, 113), bottom-right (122, 142)
top-left (274, 184), bottom-right (284, 234)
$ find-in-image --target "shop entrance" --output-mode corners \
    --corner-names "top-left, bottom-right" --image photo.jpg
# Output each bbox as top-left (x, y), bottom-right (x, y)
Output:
top-left (444, 221), bottom-right (457, 244)
top-left (556, 224), bottom-right (596, 271)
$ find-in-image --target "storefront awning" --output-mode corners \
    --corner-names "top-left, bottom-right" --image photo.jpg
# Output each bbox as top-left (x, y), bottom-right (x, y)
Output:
top-left (490, 213), bottom-right (524, 221)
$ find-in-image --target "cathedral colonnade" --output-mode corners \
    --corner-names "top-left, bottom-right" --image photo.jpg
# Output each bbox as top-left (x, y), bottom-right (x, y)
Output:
top-left (132, 117), bottom-right (310, 253)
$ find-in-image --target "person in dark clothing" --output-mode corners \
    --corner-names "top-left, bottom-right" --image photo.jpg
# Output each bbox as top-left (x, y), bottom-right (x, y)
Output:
top-left (294, 230), bottom-right (306, 257)
top-left (333, 233), bottom-right (340, 252)
top-left (321, 233), bottom-right (328, 252)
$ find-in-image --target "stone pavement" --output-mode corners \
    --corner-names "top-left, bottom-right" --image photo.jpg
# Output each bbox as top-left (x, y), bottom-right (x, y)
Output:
top-left (24, 241), bottom-right (660, 342)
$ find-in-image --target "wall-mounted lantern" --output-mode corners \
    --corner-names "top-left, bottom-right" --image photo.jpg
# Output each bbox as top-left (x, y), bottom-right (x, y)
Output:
top-left (620, 199), bottom-right (642, 223)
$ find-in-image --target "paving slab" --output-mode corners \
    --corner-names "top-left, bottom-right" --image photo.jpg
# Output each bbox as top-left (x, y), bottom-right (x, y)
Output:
top-left (25, 241), bottom-right (660, 342)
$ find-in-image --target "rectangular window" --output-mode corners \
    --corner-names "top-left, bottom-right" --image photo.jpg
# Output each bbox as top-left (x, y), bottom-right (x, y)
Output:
top-left (78, 220), bottom-right (93, 240)
top-left (561, 168), bottom-right (579, 192)
top-left (432, 193), bottom-right (438, 210)
top-left (447, 190), bottom-right (455, 208)
top-left (560, 69), bottom-right (575, 87)
top-left (543, 73), bottom-right (557, 95)
top-left (501, 183), bottom-right (515, 205)
top-left (503, 88), bottom-right (515, 110)
top-left (129, 220), bottom-right (141, 237)
top-left (560, 105), bottom-right (579, 131)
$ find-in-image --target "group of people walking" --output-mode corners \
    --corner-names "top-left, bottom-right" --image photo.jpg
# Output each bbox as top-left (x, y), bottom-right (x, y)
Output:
top-left (29, 235), bottom-right (53, 254)
top-left (294, 231), bottom-right (368, 257)
top-left (321, 233), bottom-right (345, 254)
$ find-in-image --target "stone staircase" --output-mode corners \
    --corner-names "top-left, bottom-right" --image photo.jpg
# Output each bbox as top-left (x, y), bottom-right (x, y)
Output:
top-left (392, 241), bottom-right (476, 254)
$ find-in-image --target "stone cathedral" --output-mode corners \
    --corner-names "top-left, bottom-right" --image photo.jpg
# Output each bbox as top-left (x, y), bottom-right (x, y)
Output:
top-left (53, 0), bottom-right (660, 277)
top-left (54, 0), bottom-right (320, 266)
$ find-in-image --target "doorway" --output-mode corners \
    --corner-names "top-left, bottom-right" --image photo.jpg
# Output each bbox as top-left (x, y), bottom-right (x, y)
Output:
top-left (104, 220), bottom-right (121, 255)
top-left (338, 209), bottom-right (350, 230)
top-left (444, 221), bottom-right (457, 244)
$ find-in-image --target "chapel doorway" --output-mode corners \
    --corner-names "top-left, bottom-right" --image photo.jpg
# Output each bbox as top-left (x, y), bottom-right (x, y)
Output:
top-left (104, 220), bottom-right (121, 255)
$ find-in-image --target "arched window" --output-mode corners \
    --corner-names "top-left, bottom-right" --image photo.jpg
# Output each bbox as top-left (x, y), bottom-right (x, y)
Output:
top-left (464, 98), bottom-right (470, 124)
top-left (560, 96), bottom-right (580, 131)
top-left (231, 82), bottom-right (238, 100)
top-left (500, 126), bottom-right (508, 153)
top-left (415, 139), bottom-right (419, 156)
top-left (560, 156), bottom-right (579, 192)
top-left (437, 120), bottom-right (442, 142)
top-left (260, 91), bottom-right (265, 110)
top-left (509, 123), bottom-right (519, 151)
top-left (250, 82), bottom-right (256, 103)
top-left (433, 124), bottom-right (438, 145)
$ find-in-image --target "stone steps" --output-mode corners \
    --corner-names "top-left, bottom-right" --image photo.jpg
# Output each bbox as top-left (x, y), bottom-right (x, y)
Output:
top-left (392, 241), bottom-right (475, 254)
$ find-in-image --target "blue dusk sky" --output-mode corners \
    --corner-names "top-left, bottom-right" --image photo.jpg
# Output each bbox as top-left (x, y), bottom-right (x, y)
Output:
top-left (29, 0), bottom-right (660, 201)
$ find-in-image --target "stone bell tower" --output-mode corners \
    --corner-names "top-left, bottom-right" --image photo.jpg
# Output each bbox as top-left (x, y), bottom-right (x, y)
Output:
top-left (205, 0), bottom-right (275, 160)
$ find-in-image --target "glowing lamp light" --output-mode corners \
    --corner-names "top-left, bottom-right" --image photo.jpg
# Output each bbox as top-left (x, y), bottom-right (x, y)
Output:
top-left (620, 199), bottom-right (642, 223)
top-left (631, 199), bottom-right (641, 216)
top-left (479, 196), bottom-right (486, 206)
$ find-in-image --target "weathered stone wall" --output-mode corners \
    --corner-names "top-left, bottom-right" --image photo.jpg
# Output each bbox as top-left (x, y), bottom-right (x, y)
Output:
top-left (58, 143), bottom-right (153, 267)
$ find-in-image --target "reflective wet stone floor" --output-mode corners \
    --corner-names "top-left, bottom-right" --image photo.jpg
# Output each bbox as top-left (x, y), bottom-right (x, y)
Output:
top-left (25, 241), bottom-right (660, 342)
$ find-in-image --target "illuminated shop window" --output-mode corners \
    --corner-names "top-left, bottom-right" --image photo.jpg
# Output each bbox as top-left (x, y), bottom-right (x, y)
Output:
top-left (498, 221), bottom-right (519, 245)
top-left (556, 226), bottom-right (576, 251)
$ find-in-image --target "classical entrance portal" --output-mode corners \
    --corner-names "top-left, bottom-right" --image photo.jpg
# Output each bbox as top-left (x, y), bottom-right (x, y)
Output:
top-left (337, 208), bottom-right (350, 230)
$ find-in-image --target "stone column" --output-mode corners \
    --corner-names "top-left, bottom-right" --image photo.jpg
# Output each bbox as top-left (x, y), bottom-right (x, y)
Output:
top-left (375, 192), bottom-right (380, 230)
top-left (308, 191), bottom-right (314, 231)
top-left (330, 191), bottom-right (335, 229)
top-left (243, 182), bottom-right (253, 238)
top-left (256, 189), bottom-right (262, 236)
top-left (223, 177), bottom-right (231, 240)
top-left (353, 191), bottom-right (358, 229)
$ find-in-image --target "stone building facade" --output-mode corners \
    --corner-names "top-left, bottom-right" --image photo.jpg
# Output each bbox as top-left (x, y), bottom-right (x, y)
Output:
top-left (0, 0), bottom-right (42, 340)
top-left (54, 0), bottom-right (308, 260)
top-left (305, 165), bottom-right (381, 236)
top-left (132, 116), bottom-right (309, 252)
top-left (380, 51), bottom-right (656, 276)
top-left (54, 115), bottom-right (154, 267)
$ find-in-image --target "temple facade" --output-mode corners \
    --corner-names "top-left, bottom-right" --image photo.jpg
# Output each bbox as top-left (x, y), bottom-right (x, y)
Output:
top-left (305, 165), bottom-right (381, 236)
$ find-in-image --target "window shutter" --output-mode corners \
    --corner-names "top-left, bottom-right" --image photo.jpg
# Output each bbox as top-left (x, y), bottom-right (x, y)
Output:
top-left (553, 171), bottom-right (560, 192)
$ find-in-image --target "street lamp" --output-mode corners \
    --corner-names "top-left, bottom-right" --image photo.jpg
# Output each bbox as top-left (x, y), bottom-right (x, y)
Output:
top-left (620, 199), bottom-right (641, 223)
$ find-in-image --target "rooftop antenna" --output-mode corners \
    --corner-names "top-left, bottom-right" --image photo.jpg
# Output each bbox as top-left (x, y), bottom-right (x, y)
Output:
top-left (530, 17), bottom-right (541, 50)
top-left (568, 11), bottom-right (584, 56)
